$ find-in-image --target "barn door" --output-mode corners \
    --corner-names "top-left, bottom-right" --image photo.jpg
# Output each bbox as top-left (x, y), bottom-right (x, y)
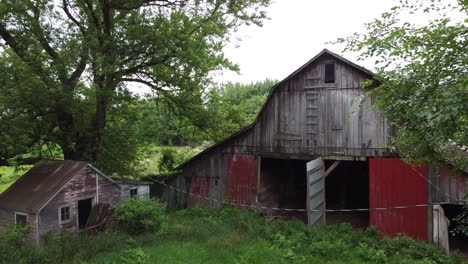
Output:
top-left (307, 157), bottom-right (325, 226)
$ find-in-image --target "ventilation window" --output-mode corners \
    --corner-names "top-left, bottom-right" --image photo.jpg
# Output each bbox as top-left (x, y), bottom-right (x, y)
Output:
top-left (60, 206), bottom-right (71, 223)
top-left (324, 63), bottom-right (335, 83)
top-left (15, 212), bottom-right (28, 226)
top-left (130, 188), bottom-right (138, 198)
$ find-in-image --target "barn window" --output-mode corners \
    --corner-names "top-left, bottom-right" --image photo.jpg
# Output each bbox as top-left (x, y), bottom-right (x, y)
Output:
top-left (130, 188), bottom-right (138, 198)
top-left (324, 63), bottom-right (335, 83)
top-left (59, 206), bottom-right (71, 223)
top-left (15, 212), bottom-right (28, 226)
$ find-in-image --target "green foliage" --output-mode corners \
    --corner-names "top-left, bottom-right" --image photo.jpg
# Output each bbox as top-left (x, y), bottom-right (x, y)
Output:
top-left (335, 0), bottom-right (468, 169)
top-left (0, 0), bottom-right (272, 174)
top-left (119, 248), bottom-right (149, 264)
top-left (0, 223), bottom-right (30, 263)
top-left (114, 198), bottom-right (167, 235)
top-left (451, 206), bottom-right (468, 236)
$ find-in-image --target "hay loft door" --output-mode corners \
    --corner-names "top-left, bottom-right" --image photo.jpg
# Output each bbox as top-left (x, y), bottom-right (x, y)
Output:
top-left (307, 157), bottom-right (325, 226)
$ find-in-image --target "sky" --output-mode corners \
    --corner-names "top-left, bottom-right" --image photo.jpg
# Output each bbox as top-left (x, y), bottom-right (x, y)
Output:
top-left (211, 0), bottom-right (398, 84)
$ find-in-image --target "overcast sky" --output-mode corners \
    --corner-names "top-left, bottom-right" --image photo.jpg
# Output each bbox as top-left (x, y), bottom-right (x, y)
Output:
top-left (211, 0), bottom-right (398, 84)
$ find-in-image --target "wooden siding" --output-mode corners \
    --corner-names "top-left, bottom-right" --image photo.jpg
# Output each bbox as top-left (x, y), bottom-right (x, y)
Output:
top-left (119, 184), bottom-right (150, 200)
top-left (178, 54), bottom-right (393, 208)
top-left (38, 166), bottom-right (120, 240)
top-left (0, 209), bottom-right (38, 243)
top-left (431, 167), bottom-right (467, 204)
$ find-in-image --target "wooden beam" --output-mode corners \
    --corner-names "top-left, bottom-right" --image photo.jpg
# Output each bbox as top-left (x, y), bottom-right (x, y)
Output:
top-left (325, 161), bottom-right (341, 178)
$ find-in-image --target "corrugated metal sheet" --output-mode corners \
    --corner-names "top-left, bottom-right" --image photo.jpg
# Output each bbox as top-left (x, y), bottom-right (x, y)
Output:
top-left (227, 154), bottom-right (258, 206)
top-left (189, 177), bottom-right (211, 207)
top-left (0, 160), bottom-right (88, 213)
top-left (370, 158), bottom-right (428, 241)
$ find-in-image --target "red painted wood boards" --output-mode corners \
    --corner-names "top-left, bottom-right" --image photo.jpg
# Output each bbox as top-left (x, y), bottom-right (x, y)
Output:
top-left (369, 158), bottom-right (428, 241)
top-left (227, 154), bottom-right (258, 206)
top-left (189, 177), bottom-right (211, 207)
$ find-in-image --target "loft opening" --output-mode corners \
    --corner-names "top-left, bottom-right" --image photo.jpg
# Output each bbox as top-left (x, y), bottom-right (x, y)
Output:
top-left (325, 160), bottom-right (369, 229)
top-left (259, 158), bottom-right (308, 222)
top-left (324, 63), bottom-right (335, 83)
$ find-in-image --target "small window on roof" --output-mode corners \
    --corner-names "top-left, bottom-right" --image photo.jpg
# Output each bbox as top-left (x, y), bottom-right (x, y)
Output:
top-left (130, 188), bottom-right (138, 198)
top-left (15, 212), bottom-right (28, 226)
top-left (60, 206), bottom-right (71, 223)
top-left (324, 63), bottom-right (335, 83)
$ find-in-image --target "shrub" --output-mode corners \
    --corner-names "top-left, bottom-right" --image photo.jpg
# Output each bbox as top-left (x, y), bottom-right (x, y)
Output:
top-left (119, 248), bottom-right (149, 264)
top-left (0, 223), bottom-right (30, 262)
top-left (114, 198), bottom-right (167, 234)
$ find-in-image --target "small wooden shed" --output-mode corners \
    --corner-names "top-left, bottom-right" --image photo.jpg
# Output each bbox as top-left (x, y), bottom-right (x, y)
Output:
top-left (0, 160), bottom-right (121, 244)
top-left (112, 178), bottom-right (152, 199)
top-left (165, 49), bottom-right (467, 244)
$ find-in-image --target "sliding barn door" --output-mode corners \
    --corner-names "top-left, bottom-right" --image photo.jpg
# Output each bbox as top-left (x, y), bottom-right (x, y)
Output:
top-left (369, 158), bottom-right (428, 241)
top-left (307, 157), bottom-right (325, 226)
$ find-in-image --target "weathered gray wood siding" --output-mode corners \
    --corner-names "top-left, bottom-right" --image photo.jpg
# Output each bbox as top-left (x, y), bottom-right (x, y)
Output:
top-left (120, 184), bottom-right (150, 199)
top-left (38, 166), bottom-right (120, 239)
top-left (178, 53), bottom-right (393, 208)
top-left (0, 209), bottom-right (38, 243)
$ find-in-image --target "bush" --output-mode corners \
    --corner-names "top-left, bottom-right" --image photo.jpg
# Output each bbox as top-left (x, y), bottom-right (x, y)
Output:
top-left (119, 248), bottom-right (149, 264)
top-left (0, 223), bottom-right (30, 263)
top-left (114, 198), bottom-right (167, 234)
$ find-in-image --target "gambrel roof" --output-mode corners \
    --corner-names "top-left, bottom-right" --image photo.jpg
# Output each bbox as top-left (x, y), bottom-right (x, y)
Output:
top-left (179, 49), bottom-right (376, 168)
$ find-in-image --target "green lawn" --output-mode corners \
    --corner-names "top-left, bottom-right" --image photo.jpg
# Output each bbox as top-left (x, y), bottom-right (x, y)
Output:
top-left (86, 207), bottom-right (466, 264)
top-left (1, 202), bottom-right (466, 264)
top-left (0, 165), bottom-right (32, 194)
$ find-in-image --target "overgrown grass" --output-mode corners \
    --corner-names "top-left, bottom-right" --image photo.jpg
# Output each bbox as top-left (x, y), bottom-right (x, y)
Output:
top-left (0, 165), bottom-right (32, 194)
top-left (2, 206), bottom-right (466, 264)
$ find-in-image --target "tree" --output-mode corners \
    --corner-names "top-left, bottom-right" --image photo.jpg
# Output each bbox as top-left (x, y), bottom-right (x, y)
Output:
top-left (0, 0), bottom-right (271, 171)
top-left (337, 0), bottom-right (467, 168)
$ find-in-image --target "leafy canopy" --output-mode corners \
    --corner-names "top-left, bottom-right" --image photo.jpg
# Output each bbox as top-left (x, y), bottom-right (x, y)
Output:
top-left (0, 0), bottom-right (271, 173)
top-left (337, 0), bottom-right (467, 168)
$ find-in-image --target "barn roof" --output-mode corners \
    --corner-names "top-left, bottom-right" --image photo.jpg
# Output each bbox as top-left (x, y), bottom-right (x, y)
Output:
top-left (179, 49), bottom-right (375, 168)
top-left (0, 160), bottom-right (96, 213)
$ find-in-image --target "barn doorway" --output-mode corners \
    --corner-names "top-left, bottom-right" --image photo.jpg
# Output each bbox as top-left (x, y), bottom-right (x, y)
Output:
top-left (325, 160), bottom-right (369, 229)
top-left (78, 198), bottom-right (93, 229)
top-left (259, 158), bottom-right (308, 221)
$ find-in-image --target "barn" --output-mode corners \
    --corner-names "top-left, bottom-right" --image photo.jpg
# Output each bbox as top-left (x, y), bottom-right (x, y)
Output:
top-left (164, 49), bottom-right (467, 245)
top-left (0, 160), bottom-right (121, 244)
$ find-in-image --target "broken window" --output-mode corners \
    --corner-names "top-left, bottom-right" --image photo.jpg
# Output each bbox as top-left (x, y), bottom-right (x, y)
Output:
top-left (130, 188), bottom-right (138, 198)
top-left (60, 206), bottom-right (71, 223)
top-left (324, 63), bottom-right (335, 83)
top-left (15, 212), bottom-right (27, 226)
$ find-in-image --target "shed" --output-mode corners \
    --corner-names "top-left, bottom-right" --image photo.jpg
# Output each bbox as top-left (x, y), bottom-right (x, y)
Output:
top-left (111, 178), bottom-right (152, 199)
top-left (166, 49), bottom-right (467, 245)
top-left (0, 160), bottom-right (121, 244)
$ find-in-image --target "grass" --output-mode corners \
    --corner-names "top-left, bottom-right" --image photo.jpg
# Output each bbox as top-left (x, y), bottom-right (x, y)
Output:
top-left (0, 165), bottom-right (32, 194)
top-left (1, 203), bottom-right (467, 264)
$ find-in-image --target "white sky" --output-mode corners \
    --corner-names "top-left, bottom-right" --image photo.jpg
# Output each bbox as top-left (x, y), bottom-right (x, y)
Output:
top-left (211, 0), bottom-right (398, 84)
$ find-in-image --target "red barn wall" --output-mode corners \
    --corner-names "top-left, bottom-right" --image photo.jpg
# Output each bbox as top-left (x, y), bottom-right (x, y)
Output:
top-left (226, 154), bottom-right (259, 206)
top-left (369, 158), bottom-right (428, 241)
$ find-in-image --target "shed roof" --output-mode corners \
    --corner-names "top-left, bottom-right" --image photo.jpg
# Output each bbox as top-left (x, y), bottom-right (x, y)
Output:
top-left (0, 160), bottom-right (89, 213)
top-left (178, 49), bottom-right (375, 168)
top-left (111, 177), bottom-right (153, 185)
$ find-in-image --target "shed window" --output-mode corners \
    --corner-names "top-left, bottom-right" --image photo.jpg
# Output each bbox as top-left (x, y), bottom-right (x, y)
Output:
top-left (60, 206), bottom-right (71, 223)
top-left (324, 63), bottom-right (335, 83)
top-left (130, 188), bottom-right (138, 198)
top-left (15, 212), bottom-right (28, 226)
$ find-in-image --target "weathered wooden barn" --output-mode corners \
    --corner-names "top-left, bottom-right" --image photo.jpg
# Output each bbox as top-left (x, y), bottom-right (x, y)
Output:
top-left (0, 160), bottom-right (121, 243)
top-left (165, 49), bottom-right (467, 244)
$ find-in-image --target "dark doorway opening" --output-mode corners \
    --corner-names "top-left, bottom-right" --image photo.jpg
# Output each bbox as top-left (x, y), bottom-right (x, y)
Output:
top-left (259, 158), bottom-right (307, 222)
top-left (325, 160), bottom-right (369, 229)
top-left (78, 198), bottom-right (93, 229)
top-left (441, 204), bottom-right (468, 255)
